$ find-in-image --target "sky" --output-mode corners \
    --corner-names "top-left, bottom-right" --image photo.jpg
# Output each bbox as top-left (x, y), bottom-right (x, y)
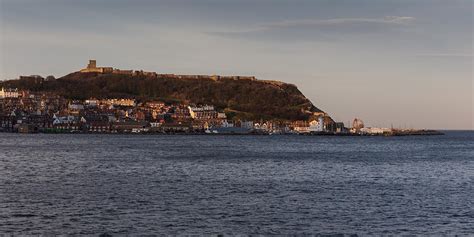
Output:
top-left (0, 0), bottom-right (472, 129)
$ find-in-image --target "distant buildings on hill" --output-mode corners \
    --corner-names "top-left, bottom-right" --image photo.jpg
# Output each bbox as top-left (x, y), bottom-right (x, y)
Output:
top-left (79, 60), bottom-right (113, 73)
top-left (0, 87), bottom-right (341, 134)
top-left (79, 60), bottom-right (139, 75)
top-left (78, 59), bottom-right (256, 81)
top-left (0, 87), bottom-right (433, 136)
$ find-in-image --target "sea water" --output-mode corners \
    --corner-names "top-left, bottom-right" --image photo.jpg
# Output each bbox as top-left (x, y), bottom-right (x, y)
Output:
top-left (0, 131), bottom-right (473, 235)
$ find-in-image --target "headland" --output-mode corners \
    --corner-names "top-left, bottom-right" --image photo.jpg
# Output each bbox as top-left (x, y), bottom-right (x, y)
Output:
top-left (0, 60), bottom-right (442, 136)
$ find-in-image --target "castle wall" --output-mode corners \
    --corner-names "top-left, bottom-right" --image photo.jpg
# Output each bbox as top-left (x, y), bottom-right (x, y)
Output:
top-left (78, 60), bottom-right (259, 82)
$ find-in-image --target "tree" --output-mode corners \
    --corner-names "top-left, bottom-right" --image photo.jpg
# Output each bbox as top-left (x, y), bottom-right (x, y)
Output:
top-left (45, 75), bottom-right (56, 81)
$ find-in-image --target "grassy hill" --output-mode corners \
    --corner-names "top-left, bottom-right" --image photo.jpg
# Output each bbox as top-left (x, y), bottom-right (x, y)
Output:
top-left (1, 72), bottom-right (325, 121)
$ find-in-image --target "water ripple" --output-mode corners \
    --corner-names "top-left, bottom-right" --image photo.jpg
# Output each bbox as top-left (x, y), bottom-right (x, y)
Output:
top-left (0, 131), bottom-right (473, 235)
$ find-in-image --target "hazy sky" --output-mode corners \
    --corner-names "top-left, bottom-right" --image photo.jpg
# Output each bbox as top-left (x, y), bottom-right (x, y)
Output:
top-left (1, 0), bottom-right (472, 129)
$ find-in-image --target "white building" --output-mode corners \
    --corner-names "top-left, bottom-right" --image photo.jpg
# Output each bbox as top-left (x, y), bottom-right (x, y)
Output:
top-left (68, 103), bottom-right (84, 110)
top-left (294, 117), bottom-right (325, 133)
top-left (0, 88), bottom-right (20, 99)
top-left (221, 120), bottom-right (234, 128)
top-left (360, 127), bottom-right (392, 135)
top-left (308, 117), bottom-right (324, 132)
top-left (217, 112), bottom-right (227, 119)
top-left (188, 105), bottom-right (217, 120)
top-left (85, 99), bottom-right (99, 108)
top-left (105, 99), bottom-right (136, 107)
top-left (150, 122), bottom-right (162, 128)
top-left (53, 115), bottom-right (77, 125)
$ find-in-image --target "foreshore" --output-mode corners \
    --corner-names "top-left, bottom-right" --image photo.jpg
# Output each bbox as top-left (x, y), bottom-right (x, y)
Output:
top-left (0, 128), bottom-right (444, 136)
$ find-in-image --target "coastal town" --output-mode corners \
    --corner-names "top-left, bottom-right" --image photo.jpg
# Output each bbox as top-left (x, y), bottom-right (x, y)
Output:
top-left (0, 61), bottom-right (441, 136)
top-left (0, 86), bottom-right (334, 135)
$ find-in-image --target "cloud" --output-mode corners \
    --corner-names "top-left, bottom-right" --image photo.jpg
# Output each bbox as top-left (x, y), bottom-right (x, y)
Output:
top-left (210, 16), bottom-right (416, 34)
top-left (415, 53), bottom-right (473, 58)
top-left (261, 16), bottom-right (415, 29)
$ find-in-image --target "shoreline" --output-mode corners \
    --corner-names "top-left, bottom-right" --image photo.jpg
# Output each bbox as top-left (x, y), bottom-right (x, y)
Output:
top-left (0, 129), bottom-right (444, 136)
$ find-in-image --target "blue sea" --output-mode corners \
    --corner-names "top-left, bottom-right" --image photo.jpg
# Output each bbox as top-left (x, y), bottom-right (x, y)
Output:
top-left (0, 131), bottom-right (473, 235)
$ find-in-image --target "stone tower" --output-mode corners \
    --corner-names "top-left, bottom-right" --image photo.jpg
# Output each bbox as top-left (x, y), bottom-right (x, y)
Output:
top-left (87, 60), bottom-right (97, 69)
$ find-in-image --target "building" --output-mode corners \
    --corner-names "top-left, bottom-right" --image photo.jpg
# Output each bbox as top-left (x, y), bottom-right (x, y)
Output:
top-left (113, 69), bottom-right (133, 75)
top-left (240, 121), bottom-right (254, 129)
top-left (308, 116), bottom-right (324, 132)
top-left (292, 116), bottom-right (324, 133)
top-left (80, 60), bottom-right (113, 73)
top-left (0, 88), bottom-right (20, 99)
top-left (172, 105), bottom-right (192, 120)
top-left (334, 122), bottom-right (347, 133)
top-left (68, 102), bottom-right (84, 111)
top-left (105, 99), bottom-right (136, 107)
top-left (188, 105), bottom-right (218, 120)
top-left (84, 99), bottom-right (99, 108)
top-left (360, 127), bottom-right (392, 135)
top-left (146, 101), bottom-right (165, 109)
top-left (0, 115), bottom-right (14, 131)
top-left (79, 60), bottom-right (146, 76)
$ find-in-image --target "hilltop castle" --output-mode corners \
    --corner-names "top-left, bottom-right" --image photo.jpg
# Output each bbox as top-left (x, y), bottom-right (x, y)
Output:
top-left (78, 60), bottom-right (258, 81)
top-left (80, 60), bottom-right (113, 73)
top-left (80, 60), bottom-right (134, 75)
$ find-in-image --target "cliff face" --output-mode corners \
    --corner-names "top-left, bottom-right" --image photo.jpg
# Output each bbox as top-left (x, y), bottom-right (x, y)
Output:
top-left (1, 72), bottom-right (324, 121)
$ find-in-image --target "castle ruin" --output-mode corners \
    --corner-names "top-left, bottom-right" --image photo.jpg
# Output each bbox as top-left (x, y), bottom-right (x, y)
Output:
top-left (80, 60), bottom-right (113, 73)
top-left (78, 60), bottom-right (258, 81)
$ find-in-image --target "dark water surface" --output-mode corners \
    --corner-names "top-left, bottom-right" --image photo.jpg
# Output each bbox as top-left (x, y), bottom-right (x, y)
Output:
top-left (0, 131), bottom-right (473, 235)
